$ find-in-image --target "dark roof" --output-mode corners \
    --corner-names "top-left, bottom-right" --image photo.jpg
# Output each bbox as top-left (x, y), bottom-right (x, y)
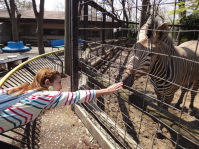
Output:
top-left (0, 9), bottom-right (65, 20)
top-left (0, 9), bottom-right (120, 26)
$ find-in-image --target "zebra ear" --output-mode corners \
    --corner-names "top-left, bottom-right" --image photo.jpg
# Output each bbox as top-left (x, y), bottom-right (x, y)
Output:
top-left (155, 22), bottom-right (169, 43)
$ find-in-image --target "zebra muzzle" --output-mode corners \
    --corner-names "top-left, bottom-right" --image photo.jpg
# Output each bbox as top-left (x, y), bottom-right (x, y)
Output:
top-left (122, 70), bottom-right (135, 88)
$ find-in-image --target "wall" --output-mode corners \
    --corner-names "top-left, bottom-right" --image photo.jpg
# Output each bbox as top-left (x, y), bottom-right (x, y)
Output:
top-left (0, 22), bottom-right (12, 44)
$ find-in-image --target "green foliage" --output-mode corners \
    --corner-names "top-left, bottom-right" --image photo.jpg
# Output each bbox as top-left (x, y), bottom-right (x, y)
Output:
top-left (168, 0), bottom-right (199, 20)
top-left (185, 0), bottom-right (199, 13)
top-left (176, 0), bottom-right (199, 14)
top-left (168, 1), bottom-right (199, 40)
top-left (181, 13), bottom-right (199, 40)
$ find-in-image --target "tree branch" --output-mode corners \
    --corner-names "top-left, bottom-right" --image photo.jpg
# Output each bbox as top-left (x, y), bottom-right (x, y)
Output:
top-left (32, 0), bottom-right (39, 18)
top-left (4, 0), bottom-right (11, 18)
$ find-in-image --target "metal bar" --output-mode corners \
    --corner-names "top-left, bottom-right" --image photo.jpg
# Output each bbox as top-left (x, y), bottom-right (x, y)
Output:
top-left (24, 123), bottom-right (31, 149)
top-left (9, 74), bottom-right (26, 85)
top-left (65, 0), bottom-right (71, 75)
top-left (102, 13), bottom-right (106, 44)
top-left (17, 69), bottom-right (33, 83)
top-left (23, 65), bottom-right (36, 76)
top-left (53, 53), bottom-right (64, 76)
top-left (32, 120), bottom-right (37, 148)
top-left (0, 140), bottom-right (21, 149)
top-left (11, 130), bottom-right (27, 138)
top-left (45, 54), bottom-right (56, 68)
top-left (83, 1), bottom-right (88, 51)
top-left (0, 133), bottom-right (27, 145)
top-left (72, 0), bottom-right (79, 91)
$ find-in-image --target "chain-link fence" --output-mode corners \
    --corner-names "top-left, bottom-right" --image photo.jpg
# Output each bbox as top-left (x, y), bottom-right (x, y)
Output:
top-left (73, 0), bottom-right (199, 148)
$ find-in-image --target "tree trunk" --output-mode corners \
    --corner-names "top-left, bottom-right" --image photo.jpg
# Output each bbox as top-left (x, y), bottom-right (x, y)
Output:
top-left (139, 0), bottom-right (150, 28)
top-left (32, 0), bottom-right (45, 54)
top-left (5, 0), bottom-right (19, 41)
top-left (36, 19), bottom-right (45, 54)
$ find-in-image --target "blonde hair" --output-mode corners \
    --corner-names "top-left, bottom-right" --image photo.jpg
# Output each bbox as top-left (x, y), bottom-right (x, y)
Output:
top-left (8, 68), bottom-right (60, 95)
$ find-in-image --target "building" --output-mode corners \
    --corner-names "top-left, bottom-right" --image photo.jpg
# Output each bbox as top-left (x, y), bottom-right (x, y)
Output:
top-left (0, 9), bottom-right (120, 46)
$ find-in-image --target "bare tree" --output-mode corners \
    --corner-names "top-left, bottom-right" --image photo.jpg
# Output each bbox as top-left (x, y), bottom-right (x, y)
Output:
top-left (17, 0), bottom-right (32, 10)
top-left (0, 0), bottom-right (6, 8)
top-left (32, 0), bottom-right (45, 54)
top-left (4, 0), bottom-right (21, 41)
top-left (105, 0), bottom-right (130, 21)
top-left (54, 1), bottom-right (65, 11)
top-left (139, 0), bottom-right (151, 28)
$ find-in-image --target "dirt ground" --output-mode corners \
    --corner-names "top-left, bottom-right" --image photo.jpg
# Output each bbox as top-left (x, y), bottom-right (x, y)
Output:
top-left (97, 49), bottom-right (199, 149)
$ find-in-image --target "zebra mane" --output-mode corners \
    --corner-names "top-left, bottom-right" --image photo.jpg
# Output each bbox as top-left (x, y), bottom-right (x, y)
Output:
top-left (162, 34), bottom-right (174, 47)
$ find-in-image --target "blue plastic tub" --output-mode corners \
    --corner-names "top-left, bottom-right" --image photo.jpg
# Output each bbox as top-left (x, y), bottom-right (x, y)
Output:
top-left (2, 41), bottom-right (30, 53)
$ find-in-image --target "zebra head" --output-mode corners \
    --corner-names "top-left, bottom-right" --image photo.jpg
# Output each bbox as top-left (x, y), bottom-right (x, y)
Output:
top-left (122, 21), bottom-right (170, 88)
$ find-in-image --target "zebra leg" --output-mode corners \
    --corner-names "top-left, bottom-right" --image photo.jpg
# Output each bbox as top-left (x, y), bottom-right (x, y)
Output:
top-left (189, 81), bottom-right (199, 111)
top-left (156, 94), bottom-right (174, 111)
top-left (175, 83), bottom-right (193, 109)
top-left (174, 88), bottom-right (187, 109)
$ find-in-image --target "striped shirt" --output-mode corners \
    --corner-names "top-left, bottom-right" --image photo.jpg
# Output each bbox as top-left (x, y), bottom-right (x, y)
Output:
top-left (0, 89), bottom-right (96, 133)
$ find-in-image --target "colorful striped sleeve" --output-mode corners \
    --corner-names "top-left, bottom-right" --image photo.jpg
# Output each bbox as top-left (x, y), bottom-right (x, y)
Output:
top-left (0, 88), bottom-right (11, 94)
top-left (0, 90), bottom-right (96, 133)
top-left (48, 90), bottom-right (96, 108)
top-left (0, 90), bottom-right (55, 133)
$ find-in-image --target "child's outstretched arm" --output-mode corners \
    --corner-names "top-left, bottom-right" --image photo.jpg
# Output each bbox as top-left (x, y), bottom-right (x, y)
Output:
top-left (95, 82), bottom-right (123, 97)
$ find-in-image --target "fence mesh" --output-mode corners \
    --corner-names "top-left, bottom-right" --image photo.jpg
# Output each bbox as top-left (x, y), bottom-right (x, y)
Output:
top-left (75, 0), bottom-right (199, 148)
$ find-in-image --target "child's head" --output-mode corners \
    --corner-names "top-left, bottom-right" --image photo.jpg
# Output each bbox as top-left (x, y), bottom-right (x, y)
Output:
top-left (8, 68), bottom-right (62, 95)
top-left (32, 68), bottom-right (62, 91)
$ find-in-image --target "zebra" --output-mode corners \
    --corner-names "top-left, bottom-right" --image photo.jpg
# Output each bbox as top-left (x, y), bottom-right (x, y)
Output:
top-left (122, 21), bottom-right (199, 111)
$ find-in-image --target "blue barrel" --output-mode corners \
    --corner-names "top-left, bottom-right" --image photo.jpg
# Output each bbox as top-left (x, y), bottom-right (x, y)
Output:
top-left (2, 41), bottom-right (30, 53)
top-left (8, 41), bottom-right (24, 49)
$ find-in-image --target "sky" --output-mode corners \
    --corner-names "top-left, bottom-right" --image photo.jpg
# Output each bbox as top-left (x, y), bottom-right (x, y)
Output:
top-left (42, 0), bottom-right (175, 22)
top-left (42, 0), bottom-right (65, 11)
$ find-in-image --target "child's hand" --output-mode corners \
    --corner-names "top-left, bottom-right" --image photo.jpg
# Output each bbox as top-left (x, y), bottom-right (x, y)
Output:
top-left (106, 82), bottom-right (123, 93)
top-left (95, 82), bottom-right (123, 97)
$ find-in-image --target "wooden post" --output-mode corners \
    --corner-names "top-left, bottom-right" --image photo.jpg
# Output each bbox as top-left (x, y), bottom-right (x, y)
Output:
top-left (102, 12), bottom-right (106, 55)
top-left (83, 1), bottom-right (88, 51)
top-left (64, 0), bottom-right (71, 75)
top-left (71, 0), bottom-right (79, 91)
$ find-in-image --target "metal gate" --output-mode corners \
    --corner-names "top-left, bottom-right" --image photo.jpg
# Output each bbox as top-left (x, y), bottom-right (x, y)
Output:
top-left (70, 0), bottom-right (199, 148)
